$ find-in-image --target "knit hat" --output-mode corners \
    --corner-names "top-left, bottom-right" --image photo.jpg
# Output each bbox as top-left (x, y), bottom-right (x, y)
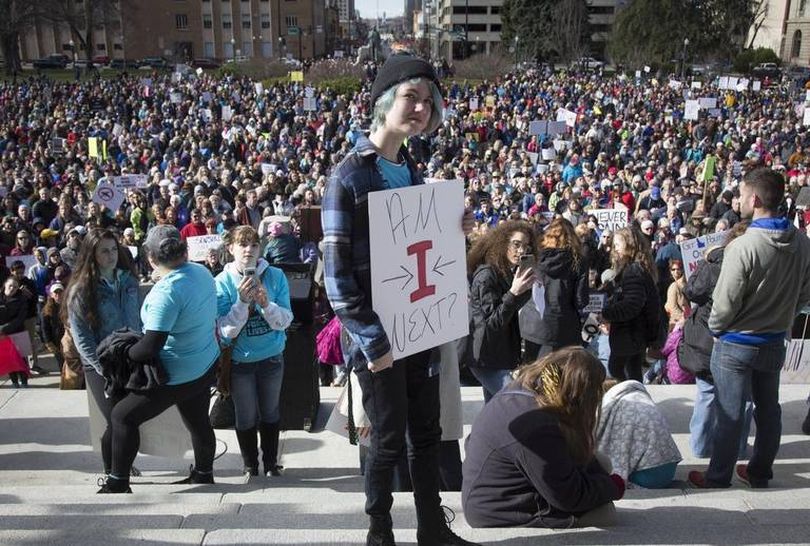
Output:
top-left (369, 54), bottom-right (440, 111)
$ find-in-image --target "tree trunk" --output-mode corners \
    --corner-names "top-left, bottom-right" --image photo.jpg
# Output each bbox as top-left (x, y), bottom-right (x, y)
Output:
top-left (1, 31), bottom-right (22, 75)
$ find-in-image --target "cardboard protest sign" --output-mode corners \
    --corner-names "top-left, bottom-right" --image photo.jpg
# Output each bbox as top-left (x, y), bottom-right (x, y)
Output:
top-left (254, 82), bottom-right (264, 95)
top-left (635, 70), bottom-right (642, 79)
top-left (698, 97), bottom-right (717, 109)
top-left (592, 209), bottom-right (628, 232)
top-left (290, 71), bottom-right (304, 82)
top-left (5, 255), bottom-right (37, 271)
top-left (222, 105), bottom-right (233, 121)
top-left (529, 120), bottom-right (547, 136)
top-left (110, 174), bottom-right (148, 191)
top-left (583, 292), bottom-right (606, 314)
top-left (684, 100), bottom-right (700, 120)
top-left (469, 97), bottom-right (479, 111)
top-left (803, 108), bottom-right (810, 127)
top-left (752, 80), bottom-right (761, 91)
top-left (187, 234), bottom-right (223, 262)
top-left (368, 181), bottom-right (468, 359)
top-left (88, 137), bottom-right (99, 158)
top-left (680, 230), bottom-right (728, 280)
top-left (691, 81), bottom-right (703, 89)
top-left (556, 108), bottom-right (577, 128)
top-left (92, 182), bottom-right (125, 213)
top-left (485, 95), bottom-right (496, 107)
top-left (718, 77), bottom-right (729, 90)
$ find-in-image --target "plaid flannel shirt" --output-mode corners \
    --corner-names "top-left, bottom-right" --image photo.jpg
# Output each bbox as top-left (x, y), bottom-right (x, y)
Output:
top-left (321, 135), bottom-right (424, 369)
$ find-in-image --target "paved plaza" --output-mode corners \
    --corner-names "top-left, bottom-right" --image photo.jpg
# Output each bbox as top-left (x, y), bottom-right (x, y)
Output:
top-left (1, 373), bottom-right (810, 545)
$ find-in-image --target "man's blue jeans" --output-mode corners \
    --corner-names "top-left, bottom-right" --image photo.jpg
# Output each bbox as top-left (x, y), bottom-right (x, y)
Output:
top-left (706, 338), bottom-right (786, 487)
top-left (690, 376), bottom-right (753, 459)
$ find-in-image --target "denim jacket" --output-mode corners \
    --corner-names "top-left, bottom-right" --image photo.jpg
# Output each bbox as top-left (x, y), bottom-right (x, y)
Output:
top-left (68, 270), bottom-right (141, 374)
top-left (322, 134), bottom-right (435, 372)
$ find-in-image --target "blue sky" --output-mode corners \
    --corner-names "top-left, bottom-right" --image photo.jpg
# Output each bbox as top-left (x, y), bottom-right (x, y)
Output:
top-left (357, 0), bottom-right (404, 19)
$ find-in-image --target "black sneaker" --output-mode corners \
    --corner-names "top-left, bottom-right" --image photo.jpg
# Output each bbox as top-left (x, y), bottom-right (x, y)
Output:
top-left (265, 465), bottom-right (283, 477)
top-left (172, 465), bottom-right (215, 484)
top-left (366, 528), bottom-right (396, 546)
top-left (30, 365), bottom-right (49, 376)
top-left (96, 476), bottom-right (132, 494)
top-left (417, 507), bottom-right (481, 546)
top-left (244, 466), bottom-right (259, 476)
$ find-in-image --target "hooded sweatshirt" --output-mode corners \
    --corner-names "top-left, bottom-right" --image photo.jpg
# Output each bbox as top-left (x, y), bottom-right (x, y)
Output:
top-left (215, 258), bottom-right (294, 363)
top-left (709, 218), bottom-right (810, 344)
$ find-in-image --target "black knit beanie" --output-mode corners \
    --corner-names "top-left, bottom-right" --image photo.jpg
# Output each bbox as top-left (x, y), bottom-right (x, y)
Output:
top-left (369, 54), bottom-right (440, 109)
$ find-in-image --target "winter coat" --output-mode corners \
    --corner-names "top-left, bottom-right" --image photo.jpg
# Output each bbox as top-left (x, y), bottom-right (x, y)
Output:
top-left (602, 262), bottom-right (655, 357)
top-left (661, 325), bottom-right (694, 384)
top-left (519, 249), bottom-right (589, 348)
top-left (0, 293), bottom-right (27, 335)
top-left (470, 264), bottom-right (531, 370)
top-left (678, 247), bottom-right (722, 378)
top-left (96, 328), bottom-right (168, 397)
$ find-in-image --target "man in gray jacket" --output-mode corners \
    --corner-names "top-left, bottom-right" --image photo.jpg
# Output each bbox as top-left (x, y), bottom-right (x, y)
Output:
top-left (689, 167), bottom-right (810, 488)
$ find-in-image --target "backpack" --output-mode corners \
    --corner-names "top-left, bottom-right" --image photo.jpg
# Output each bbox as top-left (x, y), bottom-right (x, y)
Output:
top-left (316, 316), bottom-right (344, 366)
top-left (642, 274), bottom-right (667, 350)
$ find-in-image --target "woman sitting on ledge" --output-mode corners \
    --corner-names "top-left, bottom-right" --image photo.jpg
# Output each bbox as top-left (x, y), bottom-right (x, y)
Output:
top-left (462, 347), bottom-right (625, 529)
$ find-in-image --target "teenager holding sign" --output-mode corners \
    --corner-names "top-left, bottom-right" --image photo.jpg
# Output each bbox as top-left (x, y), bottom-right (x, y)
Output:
top-left (322, 54), bottom-right (477, 546)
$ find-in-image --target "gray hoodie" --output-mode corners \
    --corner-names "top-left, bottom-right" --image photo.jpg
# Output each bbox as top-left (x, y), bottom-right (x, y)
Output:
top-left (709, 220), bottom-right (810, 339)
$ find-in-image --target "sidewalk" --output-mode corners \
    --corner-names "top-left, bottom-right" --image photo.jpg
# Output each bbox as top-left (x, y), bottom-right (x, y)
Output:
top-left (1, 376), bottom-right (809, 545)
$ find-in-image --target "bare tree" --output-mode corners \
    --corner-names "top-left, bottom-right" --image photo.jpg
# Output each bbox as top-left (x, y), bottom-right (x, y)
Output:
top-left (42, 0), bottom-right (125, 64)
top-left (548, 0), bottom-right (590, 64)
top-left (747, 1), bottom-right (770, 49)
top-left (0, 0), bottom-right (41, 75)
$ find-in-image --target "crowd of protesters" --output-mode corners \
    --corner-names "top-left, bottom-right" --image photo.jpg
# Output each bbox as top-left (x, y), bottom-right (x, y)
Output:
top-left (0, 50), bottom-right (810, 537)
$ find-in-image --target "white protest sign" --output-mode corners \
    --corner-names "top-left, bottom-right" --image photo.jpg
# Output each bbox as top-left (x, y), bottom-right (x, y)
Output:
top-left (202, 108), bottom-right (213, 122)
top-left (547, 121), bottom-right (567, 137)
top-left (718, 77), bottom-right (729, 90)
top-left (752, 80), bottom-right (761, 92)
top-left (469, 97), bottom-right (479, 111)
top-left (691, 81), bottom-right (703, 89)
top-left (583, 292), bottom-right (606, 314)
top-left (305, 86), bottom-right (315, 98)
top-left (684, 99), bottom-right (700, 120)
top-left (707, 108), bottom-right (722, 118)
top-left (803, 108), bottom-right (810, 127)
top-left (556, 108), bottom-right (577, 128)
top-left (736, 78), bottom-right (749, 91)
top-left (728, 77), bottom-right (739, 90)
top-left (529, 120), bottom-right (547, 136)
top-left (112, 123), bottom-right (124, 137)
top-left (668, 79), bottom-right (682, 90)
top-left (92, 182), bottom-right (125, 212)
top-left (553, 139), bottom-right (570, 152)
top-left (222, 105), bottom-right (233, 121)
top-left (698, 97), bottom-right (717, 109)
top-left (527, 152), bottom-right (539, 166)
top-left (644, 66), bottom-right (651, 73)
top-left (5, 255), bottom-right (37, 271)
top-left (303, 97), bottom-right (317, 111)
top-left (541, 147), bottom-right (557, 161)
top-left (110, 174), bottom-right (148, 190)
top-left (196, 67), bottom-right (203, 76)
top-left (679, 230), bottom-right (728, 280)
top-left (261, 163), bottom-right (274, 176)
top-left (368, 181), bottom-right (468, 360)
top-left (255, 82), bottom-right (264, 95)
top-left (635, 70), bottom-right (642, 79)
top-left (187, 234), bottom-right (223, 262)
top-left (592, 209), bottom-right (628, 232)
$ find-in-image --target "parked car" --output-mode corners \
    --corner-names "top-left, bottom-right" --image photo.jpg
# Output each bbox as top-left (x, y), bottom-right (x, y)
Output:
top-left (32, 54), bottom-right (69, 69)
top-left (224, 55), bottom-right (251, 64)
top-left (139, 56), bottom-right (169, 69)
top-left (574, 56), bottom-right (604, 70)
top-left (787, 65), bottom-right (810, 85)
top-left (109, 58), bottom-right (139, 70)
top-left (751, 62), bottom-right (781, 79)
top-left (192, 57), bottom-right (220, 69)
top-left (282, 57), bottom-right (303, 68)
top-left (92, 55), bottom-right (110, 66)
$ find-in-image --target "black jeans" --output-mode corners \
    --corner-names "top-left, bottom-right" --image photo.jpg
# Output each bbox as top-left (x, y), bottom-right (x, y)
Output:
top-left (110, 366), bottom-right (216, 478)
top-left (354, 350), bottom-right (443, 533)
top-left (608, 351), bottom-right (645, 382)
top-left (86, 368), bottom-right (124, 473)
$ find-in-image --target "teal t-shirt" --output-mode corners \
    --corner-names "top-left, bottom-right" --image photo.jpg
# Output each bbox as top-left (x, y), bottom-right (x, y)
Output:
top-left (141, 262), bottom-right (219, 385)
top-left (376, 156), bottom-right (412, 189)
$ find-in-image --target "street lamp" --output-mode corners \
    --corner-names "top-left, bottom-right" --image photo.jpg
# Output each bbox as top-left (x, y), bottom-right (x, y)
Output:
top-left (681, 38), bottom-right (689, 79)
top-left (70, 39), bottom-right (79, 80)
top-left (514, 36), bottom-right (519, 70)
top-left (230, 37), bottom-right (236, 63)
top-left (278, 36), bottom-right (285, 60)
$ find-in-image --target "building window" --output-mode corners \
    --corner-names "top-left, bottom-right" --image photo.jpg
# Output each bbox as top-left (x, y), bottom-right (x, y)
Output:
top-left (490, 24), bottom-right (501, 32)
top-left (261, 13), bottom-right (270, 28)
top-left (285, 15), bottom-right (298, 28)
top-left (801, 0), bottom-right (807, 15)
top-left (176, 14), bottom-right (188, 30)
top-left (114, 43), bottom-right (123, 50)
top-left (203, 14), bottom-right (212, 28)
top-left (242, 14), bottom-right (251, 28)
top-left (62, 43), bottom-right (72, 51)
top-left (792, 30), bottom-right (803, 58)
top-left (96, 43), bottom-right (106, 50)
top-left (223, 14), bottom-right (232, 28)
top-left (491, 6), bottom-right (500, 14)
top-left (589, 6), bottom-right (614, 15)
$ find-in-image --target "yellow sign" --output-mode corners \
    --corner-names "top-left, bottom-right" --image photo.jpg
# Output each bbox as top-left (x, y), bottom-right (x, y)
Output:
top-left (485, 95), bottom-right (496, 107)
top-left (290, 71), bottom-right (304, 82)
top-left (88, 137), bottom-right (98, 159)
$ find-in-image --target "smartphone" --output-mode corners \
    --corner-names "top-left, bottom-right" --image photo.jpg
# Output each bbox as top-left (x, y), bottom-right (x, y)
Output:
top-left (519, 254), bottom-right (535, 273)
top-left (243, 267), bottom-right (256, 278)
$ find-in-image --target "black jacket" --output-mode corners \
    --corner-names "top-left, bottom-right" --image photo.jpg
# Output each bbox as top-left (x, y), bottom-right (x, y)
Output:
top-left (97, 328), bottom-right (168, 397)
top-left (462, 385), bottom-right (619, 528)
top-left (602, 262), bottom-right (655, 356)
top-left (470, 264), bottom-right (531, 370)
top-left (0, 293), bottom-right (27, 335)
top-left (678, 247), bottom-right (722, 379)
top-left (531, 248), bottom-right (589, 347)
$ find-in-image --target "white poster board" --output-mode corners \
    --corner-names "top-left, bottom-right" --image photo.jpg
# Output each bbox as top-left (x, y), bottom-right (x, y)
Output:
top-left (592, 209), bottom-right (629, 232)
top-left (679, 230), bottom-right (728, 280)
top-left (222, 105), bottom-right (233, 122)
top-left (187, 234), bottom-right (223, 262)
top-left (698, 97), bottom-right (717, 110)
top-left (718, 77), bottom-right (729, 90)
top-left (684, 100), bottom-right (700, 120)
top-left (469, 97), bottom-right (479, 111)
top-left (803, 108), bottom-right (810, 127)
top-left (5, 255), bottom-right (37, 271)
top-left (556, 108), bottom-right (577, 128)
top-left (541, 147), bottom-right (557, 161)
top-left (303, 97), bottom-right (317, 111)
top-left (752, 80), bottom-right (761, 92)
top-left (110, 174), bottom-right (148, 191)
top-left (368, 181), bottom-right (469, 360)
top-left (583, 292), bottom-right (606, 314)
top-left (92, 182), bottom-right (125, 212)
top-left (529, 120), bottom-right (546, 136)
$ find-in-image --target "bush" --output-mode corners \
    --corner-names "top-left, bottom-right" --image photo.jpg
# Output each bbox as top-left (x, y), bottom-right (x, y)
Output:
top-left (306, 59), bottom-right (365, 85)
top-left (452, 51), bottom-right (513, 80)
top-left (733, 47), bottom-right (780, 73)
top-left (215, 59), bottom-right (290, 80)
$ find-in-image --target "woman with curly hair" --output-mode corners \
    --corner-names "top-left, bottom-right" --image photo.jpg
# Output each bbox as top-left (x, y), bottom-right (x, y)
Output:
top-left (468, 220), bottom-right (536, 402)
top-left (601, 226), bottom-right (660, 381)
top-left (462, 347), bottom-right (625, 528)
top-left (520, 218), bottom-right (590, 361)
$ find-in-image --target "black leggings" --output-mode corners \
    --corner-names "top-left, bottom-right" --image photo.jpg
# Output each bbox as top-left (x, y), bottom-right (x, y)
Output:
top-left (86, 368), bottom-right (124, 473)
top-left (110, 366), bottom-right (216, 478)
top-left (608, 351), bottom-right (646, 382)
